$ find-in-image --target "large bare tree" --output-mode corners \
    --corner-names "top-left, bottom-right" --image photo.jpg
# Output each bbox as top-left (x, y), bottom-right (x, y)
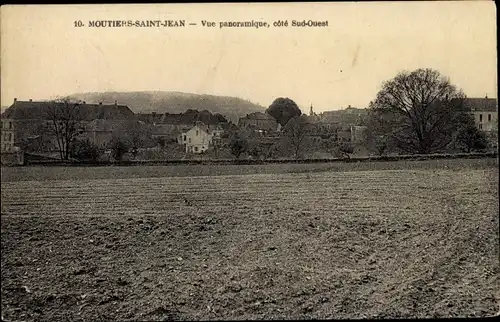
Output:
top-left (283, 115), bottom-right (310, 159)
top-left (45, 99), bottom-right (83, 160)
top-left (370, 68), bottom-right (466, 154)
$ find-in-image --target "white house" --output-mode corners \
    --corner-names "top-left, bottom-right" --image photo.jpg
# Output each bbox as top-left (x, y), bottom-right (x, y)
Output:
top-left (179, 122), bottom-right (213, 154)
top-left (464, 96), bottom-right (498, 132)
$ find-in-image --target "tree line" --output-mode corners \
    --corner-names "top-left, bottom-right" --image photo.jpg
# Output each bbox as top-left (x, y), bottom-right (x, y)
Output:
top-left (29, 68), bottom-right (494, 161)
top-left (228, 68), bottom-right (493, 159)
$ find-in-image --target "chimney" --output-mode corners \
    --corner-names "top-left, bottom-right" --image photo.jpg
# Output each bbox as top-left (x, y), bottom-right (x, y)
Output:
top-left (13, 98), bottom-right (17, 104)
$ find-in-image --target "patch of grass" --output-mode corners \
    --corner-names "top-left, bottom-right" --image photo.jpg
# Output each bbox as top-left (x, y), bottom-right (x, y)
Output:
top-left (1, 157), bottom-right (497, 182)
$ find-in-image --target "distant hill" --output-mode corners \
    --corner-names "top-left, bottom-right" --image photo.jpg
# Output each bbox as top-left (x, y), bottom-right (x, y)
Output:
top-left (67, 91), bottom-right (265, 123)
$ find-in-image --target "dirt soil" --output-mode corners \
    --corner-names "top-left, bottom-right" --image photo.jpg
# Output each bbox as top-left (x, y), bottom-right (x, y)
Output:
top-left (1, 160), bottom-right (499, 321)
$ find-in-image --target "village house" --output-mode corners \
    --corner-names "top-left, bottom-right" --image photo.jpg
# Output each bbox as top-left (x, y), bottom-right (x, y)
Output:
top-left (350, 125), bottom-right (368, 143)
top-left (82, 119), bottom-right (130, 148)
top-left (1, 98), bottom-right (136, 152)
top-left (210, 124), bottom-right (225, 139)
top-left (238, 112), bottom-right (279, 133)
top-left (319, 105), bottom-right (368, 125)
top-left (1, 118), bottom-right (15, 153)
top-left (151, 124), bottom-right (181, 143)
top-left (143, 110), bottom-right (231, 147)
top-left (464, 96), bottom-right (498, 132)
top-left (1, 118), bottom-right (23, 165)
top-left (179, 121), bottom-right (214, 154)
top-left (464, 96), bottom-right (498, 148)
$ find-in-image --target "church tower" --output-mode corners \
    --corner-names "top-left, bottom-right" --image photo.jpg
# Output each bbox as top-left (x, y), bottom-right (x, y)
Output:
top-left (309, 104), bottom-right (314, 116)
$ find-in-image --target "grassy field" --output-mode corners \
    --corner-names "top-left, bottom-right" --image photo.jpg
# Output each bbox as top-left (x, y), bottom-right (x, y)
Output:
top-left (1, 157), bottom-right (498, 182)
top-left (1, 159), bottom-right (499, 320)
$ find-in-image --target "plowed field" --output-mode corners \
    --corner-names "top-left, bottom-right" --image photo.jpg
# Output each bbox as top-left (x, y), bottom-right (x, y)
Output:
top-left (1, 160), bottom-right (499, 320)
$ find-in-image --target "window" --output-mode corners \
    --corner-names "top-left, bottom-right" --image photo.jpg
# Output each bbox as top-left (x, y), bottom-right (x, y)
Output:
top-left (188, 138), bottom-right (191, 143)
top-left (196, 130), bottom-right (199, 136)
top-left (9, 122), bottom-right (12, 129)
top-left (183, 135), bottom-right (186, 141)
top-left (479, 124), bottom-right (483, 130)
top-left (479, 114), bottom-right (483, 122)
top-left (488, 114), bottom-right (492, 122)
top-left (194, 146), bottom-right (198, 152)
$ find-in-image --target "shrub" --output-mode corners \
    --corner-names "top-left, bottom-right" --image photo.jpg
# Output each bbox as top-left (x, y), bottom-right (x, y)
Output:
top-left (69, 139), bottom-right (102, 162)
top-left (109, 137), bottom-right (130, 161)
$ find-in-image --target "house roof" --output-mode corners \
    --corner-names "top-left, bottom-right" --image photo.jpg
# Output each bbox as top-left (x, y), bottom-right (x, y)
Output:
top-left (240, 112), bottom-right (276, 121)
top-left (2, 100), bottom-right (135, 121)
top-left (209, 124), bottom-right (224, 131)
top-left (464, 98), bottom-right (497, 112)
top-left (170, 127), bottom-right (181, 137)
top-left (193, 121), bottom-right (209, 133)
top-left (136, 113), bottom-right (165, 124)
top-left (151, 124), bottom-right (178, 136)
top-left (85, 119), bottom-right (135, 132)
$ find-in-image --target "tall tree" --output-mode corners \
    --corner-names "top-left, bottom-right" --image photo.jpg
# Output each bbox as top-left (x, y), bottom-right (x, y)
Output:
top-left (45, 99), bottom-right (84, 160)
top-left (114, 121), bottom-right (153, 159)
top-left (370, 68), bottom-right (466, 154)
top-left (266, 97), bottom-right (302, 127)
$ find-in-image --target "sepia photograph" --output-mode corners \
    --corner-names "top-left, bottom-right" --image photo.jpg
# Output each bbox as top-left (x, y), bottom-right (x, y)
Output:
top-left (0, 1), bottom-right (498, 320)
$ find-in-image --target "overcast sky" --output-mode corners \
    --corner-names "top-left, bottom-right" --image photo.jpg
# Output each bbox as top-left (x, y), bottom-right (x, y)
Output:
top-left (1, 2), bottom-right (497, 112)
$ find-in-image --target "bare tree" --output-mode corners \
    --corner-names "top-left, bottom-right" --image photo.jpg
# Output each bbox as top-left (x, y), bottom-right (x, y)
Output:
top-left (211, 136), bottom-right (222, 159)
top-left (363, 108), bottom-right (395, 155)
top-left (45, 99), bottom-right (83, 160)
top-left (127, 121), bottom-right (149, 159)
top-left (283, 115), bottom-right (310, 159)
top-left (371, 68), bottom-right (466, 154)
top-left (229, 131), bottom-right (248, 159)
top-left (113, 121), bottom-right (152, 159)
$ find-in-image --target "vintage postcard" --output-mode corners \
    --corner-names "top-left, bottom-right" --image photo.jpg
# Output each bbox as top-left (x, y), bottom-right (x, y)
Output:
top-left (1, 1), bottom-right (498, 320)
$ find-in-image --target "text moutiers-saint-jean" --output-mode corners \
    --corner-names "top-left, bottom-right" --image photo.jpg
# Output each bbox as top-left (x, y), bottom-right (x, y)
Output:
top-left (83, 19), bottom-right (329, 28)
top-left (87, 20), bottom-right (187, 27)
